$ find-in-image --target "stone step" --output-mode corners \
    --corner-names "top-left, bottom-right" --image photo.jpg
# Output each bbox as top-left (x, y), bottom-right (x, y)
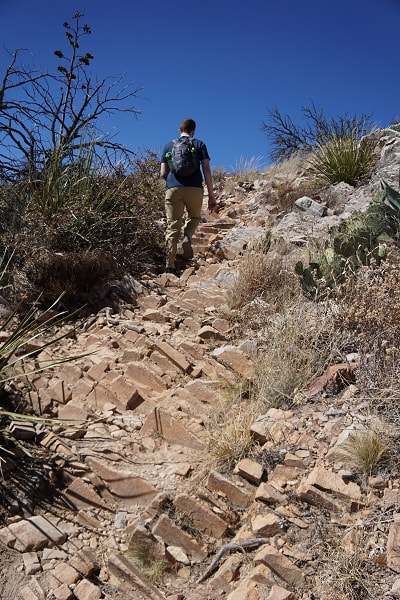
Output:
top-left (192, 244), bottom-right (211, 253)
top-left (203, 221), bottom-right (236, 230)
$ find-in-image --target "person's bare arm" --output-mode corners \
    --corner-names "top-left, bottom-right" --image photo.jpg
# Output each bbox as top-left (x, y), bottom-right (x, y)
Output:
top-left (160, 162), bottom-right (168, 180)
top-left (201, 159), bottom-right (217, 213)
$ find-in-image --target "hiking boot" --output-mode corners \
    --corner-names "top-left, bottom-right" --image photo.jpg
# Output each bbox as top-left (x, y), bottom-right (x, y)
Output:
top-left (182, 235), bottom-right (194, 260)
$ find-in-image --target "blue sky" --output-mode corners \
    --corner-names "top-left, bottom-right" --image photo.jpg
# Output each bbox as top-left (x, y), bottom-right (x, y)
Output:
top-left (1, 0), bottom-right (399, 171)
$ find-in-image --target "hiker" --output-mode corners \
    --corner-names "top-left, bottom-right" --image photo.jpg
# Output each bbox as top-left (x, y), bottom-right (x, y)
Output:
top-left (160, 118), bottom-right (217, 274)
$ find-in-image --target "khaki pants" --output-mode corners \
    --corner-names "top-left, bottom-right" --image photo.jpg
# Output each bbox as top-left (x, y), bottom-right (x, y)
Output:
top-left (164, 186), bottom-right (203, 268)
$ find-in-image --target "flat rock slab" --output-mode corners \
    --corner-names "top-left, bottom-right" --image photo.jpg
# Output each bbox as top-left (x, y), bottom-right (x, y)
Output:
top-left (207, 470), bottom-right (252, 508)
top-left (86, 457), bottom-right (158, 507)
top-left (142, 409), bottom-right (205, 450)
top-left (211, 346), bottom-right (253, 377)
top-left (62, 477), bottom-right (111, 512)
top-left (0, 515), bottom-right (67, 552)
top-left (254, 544), bottom-right (305, 587)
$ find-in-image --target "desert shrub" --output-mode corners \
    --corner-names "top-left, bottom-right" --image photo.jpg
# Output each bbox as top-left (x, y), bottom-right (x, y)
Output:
top-left (207, 399), bottom-right (259, 472)
top-left (24, 251), bottom-right (113, 307)
top-left (307, 132), bottom-right (379, 186)
top-left (212, 166), bottom-right (227, 191)
top-left (271, 178), bottom-right (320, 213)
top-left (339, 251), bottom-right (400, 348)
top-left (337, 251), bottom-right (400, 424)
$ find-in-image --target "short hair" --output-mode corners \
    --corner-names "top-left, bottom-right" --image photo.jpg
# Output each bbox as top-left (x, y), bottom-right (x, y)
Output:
top-left (179, 118), bottom-right (196, 133)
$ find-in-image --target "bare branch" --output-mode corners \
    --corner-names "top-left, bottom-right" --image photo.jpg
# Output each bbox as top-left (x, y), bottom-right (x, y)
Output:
top-left (0, 13), bottom-right (142, 181)
top-left (261, 101), bottom-right (375, 163)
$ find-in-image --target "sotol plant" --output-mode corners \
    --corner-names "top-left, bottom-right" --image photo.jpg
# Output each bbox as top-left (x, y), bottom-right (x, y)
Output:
top-left (308, 131), bottom-right (378, 186)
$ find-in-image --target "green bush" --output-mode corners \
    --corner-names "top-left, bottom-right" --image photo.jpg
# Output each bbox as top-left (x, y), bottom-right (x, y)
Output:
top-left (0, 150), bottom-right (165, 307)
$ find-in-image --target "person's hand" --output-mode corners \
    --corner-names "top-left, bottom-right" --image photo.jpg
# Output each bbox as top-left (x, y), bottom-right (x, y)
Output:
top-left (208, 194), bottom-right (218, 214)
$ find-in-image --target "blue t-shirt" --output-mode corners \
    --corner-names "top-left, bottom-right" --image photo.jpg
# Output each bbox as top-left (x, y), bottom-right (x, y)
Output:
top-left (160, 136), bottom-right (210, 189)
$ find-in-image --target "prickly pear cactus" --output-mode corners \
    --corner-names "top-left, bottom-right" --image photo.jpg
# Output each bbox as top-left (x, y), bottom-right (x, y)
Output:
top-left (295, 186), bottom-right (400, 299)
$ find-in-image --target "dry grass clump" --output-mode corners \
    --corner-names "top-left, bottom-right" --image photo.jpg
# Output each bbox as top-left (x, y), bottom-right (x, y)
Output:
top-left (270, 178), bottom-right (320, 213)
top-left (231, 155), bottom-right (265, 178)
top-left (207, 400), bottom-right (259, 472)
top-left (129, 544), bottom-right (169, 584)
top-left (253, 301), bottom-right (341, 408)
top-left (320, 535), bottom-right (374, 599)
top-left (264, 154), bottom-right (307, 180)
top-left (226, 251), bottom-right (300, 313)
top-left (343, 425), bottom-right (388, 476)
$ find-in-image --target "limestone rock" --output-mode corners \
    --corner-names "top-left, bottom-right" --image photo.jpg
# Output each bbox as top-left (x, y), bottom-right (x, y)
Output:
top-left (142, 409), bottom-right (205, 450)
top-left (251, 512), bottom-right (283, 537)
top-left (255, 483), bottom-right (287, 505)
top-left (293, 196), bottom-right (327, 216)
top-left (174, 493), bottom-right (228, 538)
top-left (211, 345), bottom-right (253, 377)
top-left (85, 456), bottom-right (158, 508)
top-left (62, 477), bottom-right (111, 511)
top-left (254, 544), bottom-right (305, 586)
top-left (73, 578), bottom-right (102, 600)
top-left (152, 514), bottom-right (207, 560)
top-left (267, 585), bottom-right (295, 600)
top-left (236, 458), bottom-right (265, 485)
top-left (207, 470), bottom-right (252, 508)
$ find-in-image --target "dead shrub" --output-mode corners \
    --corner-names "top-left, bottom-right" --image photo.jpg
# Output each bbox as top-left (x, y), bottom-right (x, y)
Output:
top-left (338, 250), bottom-right (400, 424)
top-left (129, 544), bottom-right (169, 584)
top-left (24, 250), bottom-right (112, 307)
top-left (320, 535), bottom-right (373, 599)
top-left (207, 400), bottom-right (259, 472)
top-left (339, 251), bottom-right (400, 349)
top-left (271, 178), bottom-right (320, 213)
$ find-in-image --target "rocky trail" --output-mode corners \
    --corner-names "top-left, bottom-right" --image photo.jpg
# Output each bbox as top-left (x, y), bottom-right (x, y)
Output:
top-left (2, 130), bottom-right (400, 600)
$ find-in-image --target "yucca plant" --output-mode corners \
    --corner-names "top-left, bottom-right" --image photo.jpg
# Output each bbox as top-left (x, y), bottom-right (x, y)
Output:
top-left (0, 297), bottom-right (85, 384)
top-left (308, 132), bottom-right (378, 186)
top-left (0, 297), bottom-right (88, 466)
